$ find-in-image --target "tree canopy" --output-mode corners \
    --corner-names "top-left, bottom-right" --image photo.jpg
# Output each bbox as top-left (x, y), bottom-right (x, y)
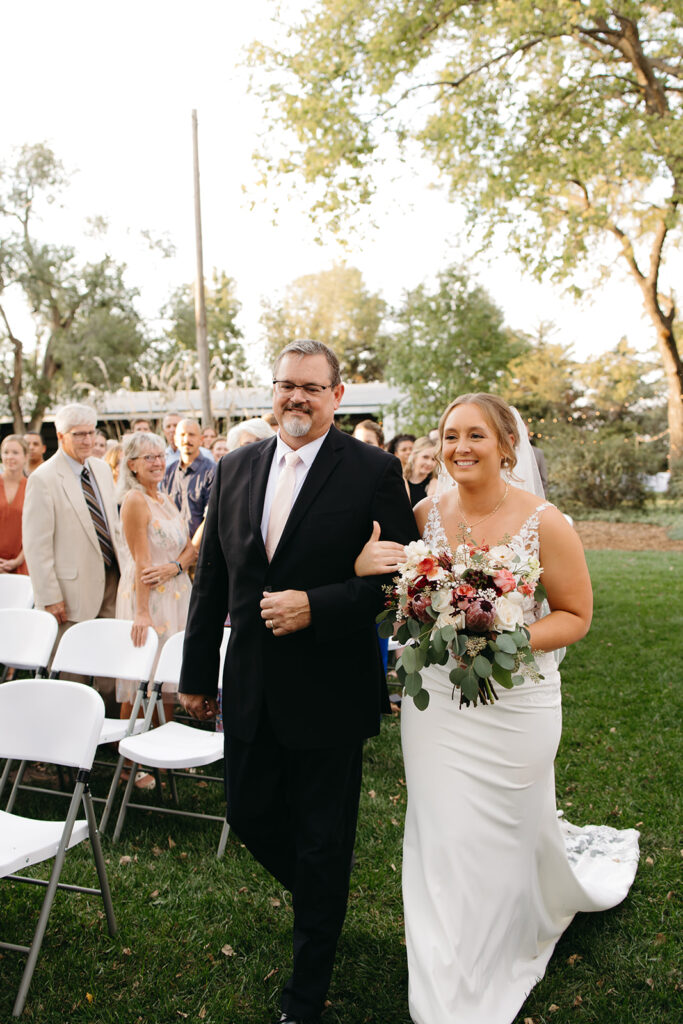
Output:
top-left (252, 2), bottom-right (683, 476)
top-left (260, 264), bottom-right (386, 381)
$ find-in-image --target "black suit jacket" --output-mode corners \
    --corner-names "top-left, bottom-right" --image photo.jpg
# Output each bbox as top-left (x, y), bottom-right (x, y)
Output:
top-left (179, 427), bottom-right (419, 748)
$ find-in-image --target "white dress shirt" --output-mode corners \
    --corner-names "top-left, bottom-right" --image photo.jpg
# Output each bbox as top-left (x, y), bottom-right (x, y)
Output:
top-left (260, 430), bottom-right (330, 544)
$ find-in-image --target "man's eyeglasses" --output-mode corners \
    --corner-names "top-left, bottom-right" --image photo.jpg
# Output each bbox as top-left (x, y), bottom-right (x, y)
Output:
top-left (67, 430), bottom-right (96, 439)
top-left (272, 380), bottom-right (335, 397)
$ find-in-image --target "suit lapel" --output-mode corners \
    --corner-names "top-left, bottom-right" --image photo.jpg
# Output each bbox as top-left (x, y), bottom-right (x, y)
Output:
top-left (55, 452), bottom-right (101, 557)
top-left (248, 436), bottom-right (277, 558)
top-left (274, 428), bottom-right (343, 556)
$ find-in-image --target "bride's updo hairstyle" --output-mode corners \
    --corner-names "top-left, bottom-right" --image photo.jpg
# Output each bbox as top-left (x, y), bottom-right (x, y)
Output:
top-left (435, 393), bottom-right (520, 475)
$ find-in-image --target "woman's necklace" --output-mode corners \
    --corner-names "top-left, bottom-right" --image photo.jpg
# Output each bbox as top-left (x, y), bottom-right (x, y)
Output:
top-left (457, 482), bottom-right (509, 534)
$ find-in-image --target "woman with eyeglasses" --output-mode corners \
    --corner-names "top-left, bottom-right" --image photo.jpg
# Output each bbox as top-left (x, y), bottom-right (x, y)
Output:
top-left (115, 431), bottom-right (196, 787)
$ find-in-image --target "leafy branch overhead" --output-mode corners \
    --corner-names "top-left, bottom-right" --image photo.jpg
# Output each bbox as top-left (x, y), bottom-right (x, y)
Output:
top-left (252, 2), bottom-right (683, 476)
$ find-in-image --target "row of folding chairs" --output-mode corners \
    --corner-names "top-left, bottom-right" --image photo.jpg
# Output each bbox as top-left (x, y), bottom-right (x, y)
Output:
top-left (0, 613), bottom-right (230, 1016)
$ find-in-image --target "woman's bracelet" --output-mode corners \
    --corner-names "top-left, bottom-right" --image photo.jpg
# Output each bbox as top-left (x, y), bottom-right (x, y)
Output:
top-left (174, 561), bottom-right (182, 576)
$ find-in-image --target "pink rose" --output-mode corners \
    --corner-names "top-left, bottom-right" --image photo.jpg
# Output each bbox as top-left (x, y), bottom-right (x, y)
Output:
top-left (465, 598), bottom-right (496, 633)
top-left (493, 568), bottom-right (517, 594)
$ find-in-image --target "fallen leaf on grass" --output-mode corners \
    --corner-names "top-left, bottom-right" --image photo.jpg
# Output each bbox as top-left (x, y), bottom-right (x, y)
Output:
top-left (85, 993), bottom-right (93, 1004)
top-left (390, 863), bottom-right (396, 872)
top-left (150, 890), bottom-right (159, 898)
top-left (368, 790), bottom-right (376, 799)
top-left (196, 781), bottom-right (208, 788)
top-left (654, 933), bottom-right (666, 945)
top-left (176, 1013), bottom-right (188, 1019)
top-left (119, 855), bottom-right (133, 866)
top-left (221, 944), bottom-right (235, 957)
top-left (573, 994), bottom-right (583, 1007)
top-left (152, 846), bottom-right (163, 857)
top-left (567, 953), bottom-right (582, 965)
top-left (122, 948), bottom-right (132, 956)
top-left (198, 1007), bottom-right (207, 1019)
top-left (646, 856), bottom-right (654, 866)
top-left (269, 898), bottom-right (281, 908)
top-left (264, 968), bottom-right (279, 981)
top-left (646, 978), bottom-right (655, 989)
top-left (548, 1005), bottom-right (559, 1013)
top-left (168, 836), bottom-right (176, 849)
top-left (237, 886), bottom-right (248, 894)
top-left (391, 818), bottom-right (400, 826)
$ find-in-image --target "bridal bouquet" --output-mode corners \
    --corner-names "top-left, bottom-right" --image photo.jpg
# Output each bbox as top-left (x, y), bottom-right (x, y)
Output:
top-left (377, 539), bottom-right (546, 710)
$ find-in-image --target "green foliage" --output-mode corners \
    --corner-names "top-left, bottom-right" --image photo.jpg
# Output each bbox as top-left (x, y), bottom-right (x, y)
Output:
top-left (501, 325), bottom-right (581, 422)
top-left (151, 269), bottom-right (248, 386)
top-left (260, 264), bottom-right (387, 381)
top-left (383, 264), bottom-right (524, 433)
top-left (577, 339), bottom-right (664, 423)
top-left (0, 143), bottom-right (145, 429)
top-left (546, 428), bottom-right (652, 512)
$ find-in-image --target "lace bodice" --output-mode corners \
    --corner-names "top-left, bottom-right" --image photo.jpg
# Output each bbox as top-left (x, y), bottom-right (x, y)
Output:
top-left (423, 493), bottom-right (553, 625)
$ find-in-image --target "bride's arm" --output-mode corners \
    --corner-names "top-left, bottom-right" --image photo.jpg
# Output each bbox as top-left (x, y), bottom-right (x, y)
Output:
top-left (527, 509), bottom-right (593, 652)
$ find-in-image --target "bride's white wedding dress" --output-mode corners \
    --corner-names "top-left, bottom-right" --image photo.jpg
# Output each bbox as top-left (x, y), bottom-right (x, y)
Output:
top-left (401, 497), bottom-right (640, 1024)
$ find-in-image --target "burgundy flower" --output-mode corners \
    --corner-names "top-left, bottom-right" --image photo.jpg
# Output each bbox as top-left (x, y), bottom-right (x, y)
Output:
top-left (465, 598), bottom-right (496, 633)
top-left (409, 593), bottom-right (433, 623)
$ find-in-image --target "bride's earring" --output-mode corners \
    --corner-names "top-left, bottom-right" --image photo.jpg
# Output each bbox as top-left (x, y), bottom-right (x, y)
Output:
top-left (501, 457), bottom-right (511, 481)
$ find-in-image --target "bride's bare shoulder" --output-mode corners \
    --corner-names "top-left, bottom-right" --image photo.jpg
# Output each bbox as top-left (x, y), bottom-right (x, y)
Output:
top-left (413, 496), bottom-right (433, 533)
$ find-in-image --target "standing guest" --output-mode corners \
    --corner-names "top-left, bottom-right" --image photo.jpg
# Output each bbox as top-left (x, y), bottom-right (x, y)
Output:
top-left (104, 442), bottom-right (124, 485)
top-left (529, 428), bottom-right (549, 496)
top-left (24, 431), bottom-right (47, 474)
top-left (92, 429), bottom-right (108, 458)
top-left (162, 418), bottom-right (215, 539)
top-left (162, 412), bottom-right (181, 465)
top-left (386, 433), bottom-right (415, 468)
top-left (209, 436), bottom-right (229, 461)
top-left (115, 432), bottom-right (195, 773)
top-left (226, 417), bottom-right (276, 452)
top-left (178, 340), bottom-right (418, 1024)
top-left (404, 436), bottom-right (438, 506)
top-left (22, 403), bottom-right (122, 709)
top-left (0, 435), bottom-right (29, 575)
top-left (352, 419), bottom-right (384, 447)
top-left (131, 418), bottom-right (152, 433)
top-left (202, 424), bottom-right (218, 449)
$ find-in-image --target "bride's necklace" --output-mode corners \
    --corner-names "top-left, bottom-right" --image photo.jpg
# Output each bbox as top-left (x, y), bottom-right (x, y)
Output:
top-left (457, 482), bottom-right (509, 534)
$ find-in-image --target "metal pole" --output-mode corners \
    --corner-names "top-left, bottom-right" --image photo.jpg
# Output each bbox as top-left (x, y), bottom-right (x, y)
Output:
top-left (192, 109), bottom-right (213, 428)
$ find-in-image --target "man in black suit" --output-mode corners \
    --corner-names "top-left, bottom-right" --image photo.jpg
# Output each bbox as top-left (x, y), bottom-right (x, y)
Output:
top-left (178, 341), bottom-right (418, 1024)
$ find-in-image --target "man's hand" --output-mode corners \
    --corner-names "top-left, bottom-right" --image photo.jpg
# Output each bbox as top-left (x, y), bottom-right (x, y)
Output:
top-left (46, 601), bottom-right (67, 624)
top-left (178, 692), bottom-right (219, 721)
top-left (261, 589), bottom-right (311, 637)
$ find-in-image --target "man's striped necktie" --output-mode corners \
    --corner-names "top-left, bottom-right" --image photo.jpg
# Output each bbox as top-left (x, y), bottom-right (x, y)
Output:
top-left (80, 465), bottom-right (115, 568)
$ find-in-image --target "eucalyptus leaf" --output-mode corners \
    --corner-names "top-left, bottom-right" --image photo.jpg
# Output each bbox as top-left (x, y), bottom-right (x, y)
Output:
top-left (401, 646), bottom-right (417, 673)
top-left (407, 618), bottom-right (422, 639)
top-left (404, 671), bottom-right (423, 696)
top-left (473, 654), bottom-right (493, 678)
top-left (375, 607), bottom-right (393, 623)
top-left (377, 618), bottom-right (395, 639)
top-left (495, 634), bottom-right (518, 655)
top-left (396, 623), bottom-right (410, 646)
top-left (492, 662), bottom-right (513, 688)
top-left (440, 625), bottom-right (456, 643)
top-left (413, 687), bottom-right (430, 711)
top-left (449, 666), bottom-right (466, 685)
top-left (460, 666), bottom-right (480, 703)
top-left (396, 663), bottom-right (406, 684)
top-left (511, 674), bottom-right (525, 686)
top-left (494, 650), bottom-right (516, 670)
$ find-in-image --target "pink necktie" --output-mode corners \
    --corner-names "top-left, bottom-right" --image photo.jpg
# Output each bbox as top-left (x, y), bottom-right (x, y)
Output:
top-left (266, 451), bottom-right (301, 560)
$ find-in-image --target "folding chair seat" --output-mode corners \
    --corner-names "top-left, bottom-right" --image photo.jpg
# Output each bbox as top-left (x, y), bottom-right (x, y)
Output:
top-left (0, 679), bottom-right (116, 1018)
top-left (4, 619), bottom-right (158, 812)
top-left (0, 574), bottom-right (34, 609)
top-left (107, 628), bottom-right (231, 856)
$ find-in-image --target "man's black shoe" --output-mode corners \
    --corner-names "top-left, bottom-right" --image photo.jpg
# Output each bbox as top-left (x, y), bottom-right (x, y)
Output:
top-left (275, 1015), bottom-right (321, 1024)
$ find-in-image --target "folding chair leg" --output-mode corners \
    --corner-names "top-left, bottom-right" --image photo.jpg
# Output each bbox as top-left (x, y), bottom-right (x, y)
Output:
top-left (83, 789), bottom-right (117, 936)
top-left (0, 757), bottom-right (12, 803)
top-left (11, 783), bottom-right (85, 1018)
top-left (112, 761), bottom-right (138, 842)
top-left (99, 753), bottom-right (127, 834)
top-left (6, 760), bottom-right (27, 812)
top-left (217, 819), bottom-right (230, 859)
top-left (168, 768), bottom-right (179, 805)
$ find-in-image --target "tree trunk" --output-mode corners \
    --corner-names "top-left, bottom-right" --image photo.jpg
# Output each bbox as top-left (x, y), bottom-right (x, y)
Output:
top-left (639, 286), bottom-right (683, 477)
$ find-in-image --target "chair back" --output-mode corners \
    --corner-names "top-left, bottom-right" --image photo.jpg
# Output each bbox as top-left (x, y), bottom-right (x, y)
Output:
top-left (0, 608), bottom-right (58, 672)
top-left (51, 619), bottom-right (158, 682)
top-left (0, 574), bottom-right (34, 609)
top-left (0, 679), bottom-right (104, 768)
top-left (153, 627), bottom-right (230, 691)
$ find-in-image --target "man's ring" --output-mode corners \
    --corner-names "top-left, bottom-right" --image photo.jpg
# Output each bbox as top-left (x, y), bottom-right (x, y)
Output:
top-left (267, 619), bottom-right (273, 629)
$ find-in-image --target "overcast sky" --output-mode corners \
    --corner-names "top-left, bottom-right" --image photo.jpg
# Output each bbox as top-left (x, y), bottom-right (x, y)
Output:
top-left (3, 0), bottom-right (671, 382)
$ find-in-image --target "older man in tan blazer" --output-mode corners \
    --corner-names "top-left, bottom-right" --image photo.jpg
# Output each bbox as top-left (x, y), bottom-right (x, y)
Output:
top-left (23, 403), bottom-right (123, 708)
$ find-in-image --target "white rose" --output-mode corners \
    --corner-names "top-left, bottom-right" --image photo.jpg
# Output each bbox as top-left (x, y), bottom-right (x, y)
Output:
top-left (494, 592), bottom-right (525, 631)
top-left (431, 588), bottom-right (453, 613)
top-left (404, 540), bottom-right (430, 564)
top-left (434, 610), bottom-right (465, 631)
top-left (489, 544), bottom-right (515, 567)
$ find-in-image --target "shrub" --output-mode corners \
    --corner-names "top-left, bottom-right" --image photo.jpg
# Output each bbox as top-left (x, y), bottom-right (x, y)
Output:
top-left (545, 430), bottom-right (651, 511)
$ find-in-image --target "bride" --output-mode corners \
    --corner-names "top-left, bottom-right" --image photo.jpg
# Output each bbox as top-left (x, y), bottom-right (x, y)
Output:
top-left (355, 393), bottom-right (639, 1024)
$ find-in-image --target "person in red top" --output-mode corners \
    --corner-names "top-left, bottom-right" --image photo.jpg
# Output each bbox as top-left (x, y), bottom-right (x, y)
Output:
top-left (0, 434), bottom-right (29, 575)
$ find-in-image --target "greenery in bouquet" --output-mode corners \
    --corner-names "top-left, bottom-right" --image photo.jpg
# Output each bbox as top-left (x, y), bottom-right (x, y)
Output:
top-left (377, 539), bottom-right (547, 710)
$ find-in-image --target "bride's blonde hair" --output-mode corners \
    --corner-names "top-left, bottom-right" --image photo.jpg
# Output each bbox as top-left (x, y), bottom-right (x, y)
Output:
top-left (435, 393), bottom-right (519, 474)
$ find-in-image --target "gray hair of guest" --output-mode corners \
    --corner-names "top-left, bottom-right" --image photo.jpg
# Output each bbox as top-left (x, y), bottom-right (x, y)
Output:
top-left (226, 417), bottom-right (275, 452)
top-left (117, 431), bottom-right (165, 500)
top-left (273, 340), bottom-right (341, 388)
top-left (55, 403), bottom-right (98, 434)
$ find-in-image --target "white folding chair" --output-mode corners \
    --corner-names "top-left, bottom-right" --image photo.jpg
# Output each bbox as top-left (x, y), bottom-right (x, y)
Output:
top-left (0, 610), bottom-right (59, 803)
top-left (108, 628), bottom-right (231, 856)
top-left (0, 679), bottom-right (116, 1018)
top-left (0, 575), bottom-right (34, 609)
top-left (5, 619), bottom-right (158, 812)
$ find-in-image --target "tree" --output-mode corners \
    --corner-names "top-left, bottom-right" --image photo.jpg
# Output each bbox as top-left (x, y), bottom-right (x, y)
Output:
top-left (383, 265), bottom-right (524, 434)
top-left (252, 2), bottom-right (683, 478)
top-left (0, 143), bottom-right (145, 430)
top-left (149, 269), bottom-right (249, 386)
top-left (578, 337), bottom-right (663, 422)
top-left (260, 264), bottom-right (387, 381)
top-left (501, 325), bottom-right (580, 423)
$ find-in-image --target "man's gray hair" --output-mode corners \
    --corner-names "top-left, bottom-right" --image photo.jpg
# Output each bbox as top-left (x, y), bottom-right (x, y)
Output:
top-left (55, 403), bottom-right (98, 434)
top-left (117, 431), bottom-right (165, 500)
top-left (273, 341), bottom-right (341, 387)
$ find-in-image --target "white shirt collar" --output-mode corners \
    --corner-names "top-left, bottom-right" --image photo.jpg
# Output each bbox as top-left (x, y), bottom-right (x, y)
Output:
top-left (274, 429), bottom-right (329, 469)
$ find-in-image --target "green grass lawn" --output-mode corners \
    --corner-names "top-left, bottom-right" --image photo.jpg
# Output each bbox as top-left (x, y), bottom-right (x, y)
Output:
top-left (1, 550), bottom-right (681, 1023)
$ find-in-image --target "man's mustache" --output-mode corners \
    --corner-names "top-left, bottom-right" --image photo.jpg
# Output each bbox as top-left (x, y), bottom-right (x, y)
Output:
top-left (284, 404), bottom-right (312, 413)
